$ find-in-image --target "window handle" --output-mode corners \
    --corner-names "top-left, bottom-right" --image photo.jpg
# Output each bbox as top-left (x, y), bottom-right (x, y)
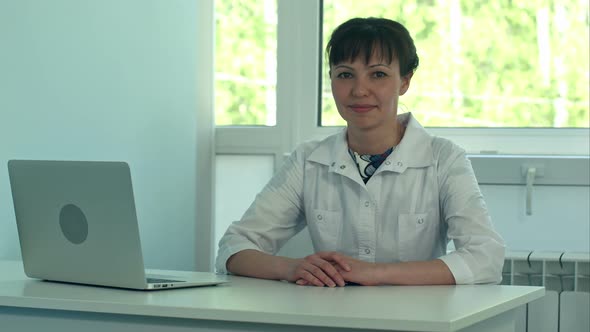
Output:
top-left (525, 167), bottom-right (536, 215)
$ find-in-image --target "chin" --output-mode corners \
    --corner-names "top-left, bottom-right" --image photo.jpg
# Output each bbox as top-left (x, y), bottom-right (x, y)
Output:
top-left (346, 120), bottom-right (382, 131)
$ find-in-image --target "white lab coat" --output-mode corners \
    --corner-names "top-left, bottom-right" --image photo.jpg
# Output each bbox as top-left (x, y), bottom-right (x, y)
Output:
top-left (216, 113), bottom-right (505, 284)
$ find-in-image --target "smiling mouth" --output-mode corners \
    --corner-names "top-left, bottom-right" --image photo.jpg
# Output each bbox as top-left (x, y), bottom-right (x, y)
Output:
top-left (349, 105), bottom-right (375, 113)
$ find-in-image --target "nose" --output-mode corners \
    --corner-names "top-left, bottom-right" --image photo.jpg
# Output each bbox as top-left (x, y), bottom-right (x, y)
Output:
top-left (351, 77), bottom-right (369, 97)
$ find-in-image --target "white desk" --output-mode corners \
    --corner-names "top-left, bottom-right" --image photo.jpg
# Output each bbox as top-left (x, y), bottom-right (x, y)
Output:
top-left (0, 260), bottom-right (544, 332)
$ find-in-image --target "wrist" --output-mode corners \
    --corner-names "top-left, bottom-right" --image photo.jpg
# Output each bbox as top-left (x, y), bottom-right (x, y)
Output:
top-left (274, 256), bottom-right (298, 281)
top-left (373, 262), bottom-right (393, 285)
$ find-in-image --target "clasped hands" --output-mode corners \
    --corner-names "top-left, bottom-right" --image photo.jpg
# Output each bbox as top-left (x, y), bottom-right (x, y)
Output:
top-left (287, 251), bottom-right (381, 287)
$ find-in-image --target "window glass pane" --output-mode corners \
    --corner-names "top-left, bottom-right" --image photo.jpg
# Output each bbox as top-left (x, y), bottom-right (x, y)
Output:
top-left (214, 155), bottom-right (274, 258)
top-left (321, 0), bottom-right (589, 128)
top-left (215, 0), bottom-right (277, 126)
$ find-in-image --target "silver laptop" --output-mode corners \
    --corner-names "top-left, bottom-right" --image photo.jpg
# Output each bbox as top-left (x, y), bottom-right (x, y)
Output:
top-left (7, 160), bottom-right (228, 290)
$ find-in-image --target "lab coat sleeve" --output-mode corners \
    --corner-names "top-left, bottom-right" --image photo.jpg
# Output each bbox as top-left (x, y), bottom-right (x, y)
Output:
top-left (215, 146), bottom-right (307, 274)
top-left (435, 141), bottom-right (506, 284)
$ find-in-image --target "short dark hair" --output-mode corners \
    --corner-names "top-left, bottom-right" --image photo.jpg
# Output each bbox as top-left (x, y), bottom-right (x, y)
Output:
top-left (326, 17), bottom-right (419, 77)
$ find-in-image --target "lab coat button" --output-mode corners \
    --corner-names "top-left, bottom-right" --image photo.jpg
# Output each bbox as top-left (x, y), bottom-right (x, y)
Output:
top-left (365, 248), bottom-right (371, 254)
top-left (340, 165), bottom-right (346, 169)
top-left (417, 218), bottom-right (424, 224)
top-left (397, 161), bottom-right (403, 166)
top-left (331, 162), bottom-right (335, 167)
top-left (317, 214), bottom-right (323, 221)
top-left (384, 161), bottom-right (391, 165)
top-left (364, 201), bottom-right (370, 207)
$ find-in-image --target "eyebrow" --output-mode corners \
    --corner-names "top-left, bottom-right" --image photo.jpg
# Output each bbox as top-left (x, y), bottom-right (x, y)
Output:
top-left (333, 63), bottom-right (392, 70)
top-left (368, 63), bottom-right (392, 70)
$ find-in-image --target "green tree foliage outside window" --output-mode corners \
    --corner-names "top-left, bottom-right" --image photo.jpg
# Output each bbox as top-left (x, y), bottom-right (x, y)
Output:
top-left (322, 0), bottom-right (589, 127)
top-left (215, 0), bottom-right (277, 126)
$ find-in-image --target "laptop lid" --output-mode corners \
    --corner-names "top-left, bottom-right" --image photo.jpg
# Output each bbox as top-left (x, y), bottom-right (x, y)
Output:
top-left (7, 160), bottom-right (227, 290)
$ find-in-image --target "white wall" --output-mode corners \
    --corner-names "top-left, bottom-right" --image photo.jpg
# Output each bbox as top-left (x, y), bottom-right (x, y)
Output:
top-left (482, 185), bottom-right (590, 253)
top-left (0, 0), bottom-right (200, 270)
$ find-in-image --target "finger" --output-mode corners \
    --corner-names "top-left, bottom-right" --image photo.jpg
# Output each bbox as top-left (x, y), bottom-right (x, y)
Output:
top-left (292, 258), bottom-right (328, 287)
top-left (304, 258), bottom-right (343, 287)
top-left (334, 264), bottom-right (350, 275)
top-left (299, 270), bottom-right (327, 287)
top-left (296, 279), bottom-right (309, 286)
top-left (309, 264), bottom-right (338, 287)
top-left (319, 252), bottom-right (351, 272)
top-left (309, 257), bottom-right (345, 287)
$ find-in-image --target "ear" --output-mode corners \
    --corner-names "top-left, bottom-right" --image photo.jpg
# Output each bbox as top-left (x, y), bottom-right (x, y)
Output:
top-left (399, 71), bottom-right (414, 96)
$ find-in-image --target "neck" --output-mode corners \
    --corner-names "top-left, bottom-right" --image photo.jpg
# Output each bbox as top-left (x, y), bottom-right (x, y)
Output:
top-left (347, 119), bottom-right (405, 155)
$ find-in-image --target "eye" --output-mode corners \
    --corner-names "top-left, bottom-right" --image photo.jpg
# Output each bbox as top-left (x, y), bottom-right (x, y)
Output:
top-left (373, 71), bottom-right (388, 78)
top-left (336, 72), bottom-right (353, 79)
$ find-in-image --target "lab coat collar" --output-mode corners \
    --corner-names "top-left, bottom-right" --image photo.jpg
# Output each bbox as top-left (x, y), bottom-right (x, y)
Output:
top-left (307, 113), bottom-right (434, 174)
top-left (388, 113), bottom-right (434, 171)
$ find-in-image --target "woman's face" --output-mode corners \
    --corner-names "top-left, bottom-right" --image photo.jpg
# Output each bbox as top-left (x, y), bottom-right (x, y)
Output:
top-left (330, 53), bottom-right (412, 132)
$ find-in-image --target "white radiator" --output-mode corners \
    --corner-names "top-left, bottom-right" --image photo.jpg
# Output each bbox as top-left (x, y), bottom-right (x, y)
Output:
top-left (502, 251), bottom-right (590, 332)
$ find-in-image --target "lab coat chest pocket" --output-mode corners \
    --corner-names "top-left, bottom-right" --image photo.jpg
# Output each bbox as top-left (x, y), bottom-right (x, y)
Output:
top-left (307, 209), bottom-right (342, 252)
top-left (398, 212), bottom-right (437, 261)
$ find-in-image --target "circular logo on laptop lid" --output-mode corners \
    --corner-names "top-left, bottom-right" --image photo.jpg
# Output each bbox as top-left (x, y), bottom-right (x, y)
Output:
top-left (59, 204), bottom-right (88, 244)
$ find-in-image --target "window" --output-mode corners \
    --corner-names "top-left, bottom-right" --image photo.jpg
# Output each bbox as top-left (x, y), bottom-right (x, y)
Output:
top-left (215, 0), bottom-right (277, 126)
top-left (321, 0), bottom-right (590, 128)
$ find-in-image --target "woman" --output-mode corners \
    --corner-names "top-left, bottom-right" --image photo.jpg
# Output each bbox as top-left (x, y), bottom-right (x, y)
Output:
top-left (216, 17), bottom-right (505, 287)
